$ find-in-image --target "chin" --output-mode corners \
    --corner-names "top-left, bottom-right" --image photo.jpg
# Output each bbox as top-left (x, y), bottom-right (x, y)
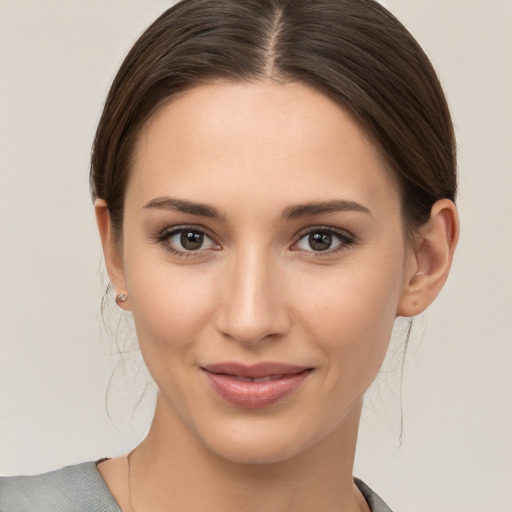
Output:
top-left (198, 416), bottom-right (327, 467)
top-left (211, 438), bottom-right (304, 466)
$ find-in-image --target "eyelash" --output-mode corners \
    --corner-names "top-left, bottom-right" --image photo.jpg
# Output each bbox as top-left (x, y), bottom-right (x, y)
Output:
top-left (152, 225), bottom-right (355, 258)
top-left (293, 227), bottom-right (355, 258)
top-left (152, 225), bottom-right (219, 259)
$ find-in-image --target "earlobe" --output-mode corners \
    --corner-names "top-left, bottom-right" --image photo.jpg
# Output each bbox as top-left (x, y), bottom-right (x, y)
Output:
top-left (94, 199), bottom-right (130, 310)
top-left (397, 199), bottom-right (459, 317)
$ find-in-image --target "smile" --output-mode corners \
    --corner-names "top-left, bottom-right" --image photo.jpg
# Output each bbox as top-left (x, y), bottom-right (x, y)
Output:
top-left (233, 374), bottom-right (286, 382)
top-left (201, 362), bottom-right (313, 409)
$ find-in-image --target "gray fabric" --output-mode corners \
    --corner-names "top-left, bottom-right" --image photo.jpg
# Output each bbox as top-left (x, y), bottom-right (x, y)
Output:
top-left (0, 462), bottom-right (121, 512)
top-left (354, 477), bottom-right (393, 512)
top-left (0, 461), bottom-right (392, 511)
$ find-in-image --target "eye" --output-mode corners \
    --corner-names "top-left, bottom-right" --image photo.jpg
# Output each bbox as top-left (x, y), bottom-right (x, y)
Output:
top-left (293, 228), bottom-right (354, 253)
top-left (157, 227), bottom-right (219, 255)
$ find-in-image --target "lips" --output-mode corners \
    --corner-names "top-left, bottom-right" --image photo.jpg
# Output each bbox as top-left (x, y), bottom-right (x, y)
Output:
top-left (201, 362), bottom-right (312, 409)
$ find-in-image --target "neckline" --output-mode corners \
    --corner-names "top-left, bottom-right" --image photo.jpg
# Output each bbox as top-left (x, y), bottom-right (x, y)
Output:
top-left (91, 460), bottom-right (124, 511)
top-left (92, 459), bottom-right (387, 512)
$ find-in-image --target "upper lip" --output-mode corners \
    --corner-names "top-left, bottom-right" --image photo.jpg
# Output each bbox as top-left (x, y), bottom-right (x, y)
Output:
top-left (202, 362), bottom-right (311, 379)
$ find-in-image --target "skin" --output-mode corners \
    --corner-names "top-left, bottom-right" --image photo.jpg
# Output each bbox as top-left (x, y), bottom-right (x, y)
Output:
top-left (96, 81), bottom-right (459, 512)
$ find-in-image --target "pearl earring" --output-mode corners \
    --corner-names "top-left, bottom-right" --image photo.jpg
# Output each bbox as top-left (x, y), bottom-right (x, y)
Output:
top-left (115, 293), bottom-right (128, 305)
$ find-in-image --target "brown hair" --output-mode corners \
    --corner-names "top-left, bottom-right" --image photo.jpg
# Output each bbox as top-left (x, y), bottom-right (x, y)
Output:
top-left (90, 0), bottom-right (456, 241)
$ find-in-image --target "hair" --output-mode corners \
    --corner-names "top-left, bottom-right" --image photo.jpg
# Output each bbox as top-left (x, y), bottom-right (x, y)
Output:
top-left (90, 0), bottom-right (456, 243)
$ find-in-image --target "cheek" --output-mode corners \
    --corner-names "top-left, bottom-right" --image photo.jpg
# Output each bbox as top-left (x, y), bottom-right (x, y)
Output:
top-left (296, 261), bottom-right (404, 387)
top-left (124, 253), bottom-right (217, 364)
top-left (124, 262), bottom-right (221, 426)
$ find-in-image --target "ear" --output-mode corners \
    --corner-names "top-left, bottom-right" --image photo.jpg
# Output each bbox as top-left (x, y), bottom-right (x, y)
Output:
top-left (95, 199), bottom-right (131, 311)
top-left (397, 199), bottom-right (459, 317)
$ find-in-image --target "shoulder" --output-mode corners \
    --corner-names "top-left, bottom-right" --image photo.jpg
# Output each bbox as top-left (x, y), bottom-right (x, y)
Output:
top-left (0, 461), bottom-right (121, 512)
top-left (354, 477), bottom-right (393, 512)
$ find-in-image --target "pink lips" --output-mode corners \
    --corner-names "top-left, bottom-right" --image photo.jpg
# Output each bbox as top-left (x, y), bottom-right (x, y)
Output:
top-left (202, 362), bottom-right (312, 409)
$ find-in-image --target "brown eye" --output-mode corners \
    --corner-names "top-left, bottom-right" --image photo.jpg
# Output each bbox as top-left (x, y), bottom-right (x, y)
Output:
top-left (293, 228), bottom-right (354, 254)
top-left (180, 230), bottom-right (204, 250)
top-left (159, 227), bottom-right (219, 255)
top-left (308, 232), bottom-right (333, 251)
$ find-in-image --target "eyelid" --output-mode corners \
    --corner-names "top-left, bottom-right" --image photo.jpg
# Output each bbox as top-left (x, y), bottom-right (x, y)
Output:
top-left (152, 224), bottom-right (221, 256)
top-left (291, 226), bottom-right (356, 254)
top-left (151, 224), bottom-right (355, 258)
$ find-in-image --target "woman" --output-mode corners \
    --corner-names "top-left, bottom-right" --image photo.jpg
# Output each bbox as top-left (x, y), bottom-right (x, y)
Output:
top-left (0, 0), bottom-right (459, 510)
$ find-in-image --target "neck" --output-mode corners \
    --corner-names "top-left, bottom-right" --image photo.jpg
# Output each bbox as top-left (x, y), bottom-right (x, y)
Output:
top-left (129, 393), bottom-right (366, 512)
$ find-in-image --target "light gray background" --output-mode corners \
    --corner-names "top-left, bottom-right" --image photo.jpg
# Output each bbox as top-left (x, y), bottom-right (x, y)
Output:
top-left (1, 1), bottom-right (511, 511)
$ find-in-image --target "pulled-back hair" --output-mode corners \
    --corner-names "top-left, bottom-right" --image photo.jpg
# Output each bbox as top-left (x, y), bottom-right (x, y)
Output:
top-left (90, 0), bottom-right (456, 241)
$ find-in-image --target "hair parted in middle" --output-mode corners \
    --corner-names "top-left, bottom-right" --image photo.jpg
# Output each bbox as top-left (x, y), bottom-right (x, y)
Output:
top-left (91, 0), bottom-right (456, 242)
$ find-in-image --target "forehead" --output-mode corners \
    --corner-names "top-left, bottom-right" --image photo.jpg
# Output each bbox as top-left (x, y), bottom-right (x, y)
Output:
top-left (128, 80), bottom-right (400, 217)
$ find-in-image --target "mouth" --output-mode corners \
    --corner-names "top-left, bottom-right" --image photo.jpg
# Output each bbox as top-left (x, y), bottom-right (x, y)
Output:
top-left (228, 374), bottom-right (290, 382)
top-left (201, 362), bottom-right (313, 409)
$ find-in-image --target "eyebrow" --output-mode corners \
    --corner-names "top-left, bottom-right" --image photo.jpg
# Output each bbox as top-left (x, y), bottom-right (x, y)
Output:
top-left (142, 196), bottom-right (372, 221)
top-left (142, 196), bottom-right (223, 218)
top-left (282, 200), bottom-right (372, 220)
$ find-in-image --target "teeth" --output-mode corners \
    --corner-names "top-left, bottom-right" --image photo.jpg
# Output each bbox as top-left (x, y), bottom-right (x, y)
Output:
top-left (236, 374), bottom-right (285, 382)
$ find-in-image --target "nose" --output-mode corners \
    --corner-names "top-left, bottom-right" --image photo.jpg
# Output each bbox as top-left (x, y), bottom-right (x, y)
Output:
top-left (214, 248), bottom-right (291, 346)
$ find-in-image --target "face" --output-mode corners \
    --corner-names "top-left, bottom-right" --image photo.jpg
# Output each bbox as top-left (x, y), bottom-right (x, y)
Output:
top-left (113, 81), bottom-right (417, 464)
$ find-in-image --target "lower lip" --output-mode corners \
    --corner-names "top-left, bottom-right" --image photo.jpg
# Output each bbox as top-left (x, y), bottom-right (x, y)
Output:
top-left (203, 369), bottom-right (312, 409)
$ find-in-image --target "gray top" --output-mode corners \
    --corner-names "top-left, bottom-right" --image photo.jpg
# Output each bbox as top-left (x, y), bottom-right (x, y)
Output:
top-left (0, 461), bottom-right (392, 511)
